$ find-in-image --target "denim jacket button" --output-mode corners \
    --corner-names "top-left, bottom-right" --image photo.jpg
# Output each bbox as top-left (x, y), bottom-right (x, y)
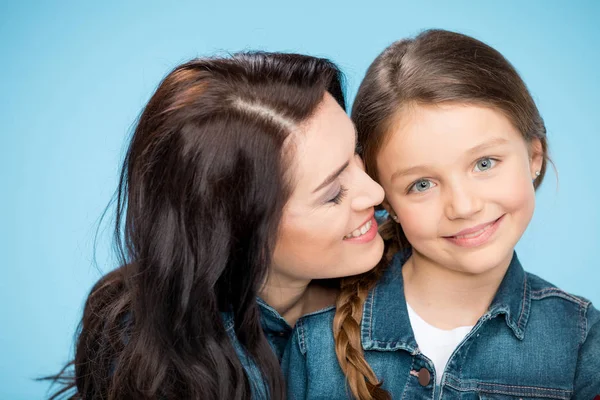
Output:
top-left (417, 368), bottom-right (431, 386)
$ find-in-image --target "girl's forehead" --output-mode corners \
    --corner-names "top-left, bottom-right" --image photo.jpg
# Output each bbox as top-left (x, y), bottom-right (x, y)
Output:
top-left (376, 104), bottom-right (525, 173)
top-left (388, 104), bottom-right (519, 148)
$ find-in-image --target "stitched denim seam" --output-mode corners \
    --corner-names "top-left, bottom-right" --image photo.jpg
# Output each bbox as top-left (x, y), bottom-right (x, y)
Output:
top-left (516, 272), bottom-right (530, 331)
top-left (457, 320), bottom-right (479, 382)
top-left (474, 388), bottom-right (569, 399)
top-left (530, 288), bottom-right (589, 306)
top-left (579, 302), bottom-right (588, 347)
top-left (297, 319), bottom-right (306, 355)
top-left (445, 379), bottom-right (571, 398)
top-left (400, 356), bottom-right (417, 400)
top-left (362, 286), bottom-right (375, 343)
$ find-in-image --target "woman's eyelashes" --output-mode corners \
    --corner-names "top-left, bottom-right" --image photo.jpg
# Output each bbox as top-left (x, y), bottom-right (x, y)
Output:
top-left (328, 186), bottom-right (348, 205)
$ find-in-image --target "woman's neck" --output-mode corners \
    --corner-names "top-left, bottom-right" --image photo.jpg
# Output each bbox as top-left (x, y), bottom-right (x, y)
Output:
top-left (259, 273), bottom-right (337, 327)
top-left (403, 250), bottom-right (511, 330)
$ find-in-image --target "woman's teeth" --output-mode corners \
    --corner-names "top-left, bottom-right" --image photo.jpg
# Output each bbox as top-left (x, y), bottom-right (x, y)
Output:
top-left (344, 219), bottom-right (372, 239)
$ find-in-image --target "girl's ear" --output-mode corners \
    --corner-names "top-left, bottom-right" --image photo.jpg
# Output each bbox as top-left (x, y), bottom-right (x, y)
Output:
top-left (381, 198), bottom-right (393, 215)
top-left (381, 199), bottom-right (399, 222)
top-left (529, 138), bottom-right (544, 179)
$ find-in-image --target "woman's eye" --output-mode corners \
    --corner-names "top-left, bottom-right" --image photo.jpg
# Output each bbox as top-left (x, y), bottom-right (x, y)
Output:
top-left (328, 186), bottom-right (348, 205)
top-left (409, 179), bottom-right (436, 193)
top-left (474, 157), bottom-right (496, 172)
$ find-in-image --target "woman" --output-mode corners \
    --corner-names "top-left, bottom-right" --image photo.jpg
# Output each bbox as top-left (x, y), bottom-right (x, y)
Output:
top-left (49, 52), bottom-right (385, 399)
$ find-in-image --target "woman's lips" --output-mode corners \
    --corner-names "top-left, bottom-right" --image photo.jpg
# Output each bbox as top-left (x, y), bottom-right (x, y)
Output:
top-left (343, 216), bottom-right (378, 244)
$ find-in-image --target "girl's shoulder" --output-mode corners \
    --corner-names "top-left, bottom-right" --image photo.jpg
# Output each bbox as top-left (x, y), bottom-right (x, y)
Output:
top-left (526, 271), bottom-right (596, 310)
top-left (525, 271), bottom-right (600, 339)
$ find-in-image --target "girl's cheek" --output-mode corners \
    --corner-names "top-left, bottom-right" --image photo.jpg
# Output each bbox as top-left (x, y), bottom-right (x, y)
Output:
top-left (397, 199), bottom-right (438, 240)
top-left (486, 165), bottom-right (535, 212)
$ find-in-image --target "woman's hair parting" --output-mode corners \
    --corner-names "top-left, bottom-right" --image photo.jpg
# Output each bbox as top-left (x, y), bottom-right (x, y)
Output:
top-left (47, 52), bottom-right (345, 400)
top-left (333, 28), bottom-right (548, 399)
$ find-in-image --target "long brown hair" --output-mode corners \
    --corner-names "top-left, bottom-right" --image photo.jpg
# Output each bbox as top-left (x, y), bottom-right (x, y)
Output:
top-left (46, 52), bottom-right (345, 400)
top-left (333, 29), bottom-right (549, 399)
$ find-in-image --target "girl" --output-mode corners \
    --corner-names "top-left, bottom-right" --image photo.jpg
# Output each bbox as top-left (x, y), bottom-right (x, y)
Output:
top-left (48, 52), bottom-right (385, 399)
top-left (283, 29), bottom-right (600, 399)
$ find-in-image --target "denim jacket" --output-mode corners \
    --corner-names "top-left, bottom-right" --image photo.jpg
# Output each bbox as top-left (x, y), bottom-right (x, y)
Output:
top-left (282, 251), bottom-right (600, 399)
top-left (222, 298), bottom-right (294, 399)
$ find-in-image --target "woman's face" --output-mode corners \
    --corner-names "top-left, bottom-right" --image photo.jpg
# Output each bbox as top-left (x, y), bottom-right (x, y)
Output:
top-left (271, 93), bottom-right (385, 284)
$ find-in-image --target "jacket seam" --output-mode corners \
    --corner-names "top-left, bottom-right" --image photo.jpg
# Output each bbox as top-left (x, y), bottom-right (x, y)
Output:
top-left (578, 302), bottom-right (589, 347)
top-left (297, 319), bottom-right (306, 355)
top-left (516, 272), bottom-right (529, 330)
top-left (362, 286), bottom-right (375, 343)
top-left (530, 288), bottom-right (589, 306)
top-left (445, 380), bottom-right (571, 399)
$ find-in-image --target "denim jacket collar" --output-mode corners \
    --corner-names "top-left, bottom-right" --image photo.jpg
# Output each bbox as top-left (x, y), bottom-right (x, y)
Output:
top-left (361, 250), bottom-right (531, 352)
top-left (484, 252), bottom-right (531, 340)
top-left (222, 297), bottom-right (292, 334)
top-left (256, 297), bottom-right (294, 334)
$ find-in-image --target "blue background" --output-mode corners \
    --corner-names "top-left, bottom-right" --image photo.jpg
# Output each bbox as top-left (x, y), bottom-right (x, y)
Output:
top-left (1, 1), bottom-right (598, 398)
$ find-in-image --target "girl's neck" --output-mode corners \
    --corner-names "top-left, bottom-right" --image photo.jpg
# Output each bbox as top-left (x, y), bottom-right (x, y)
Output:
top-left (403, 250), bottom-right (512, 330)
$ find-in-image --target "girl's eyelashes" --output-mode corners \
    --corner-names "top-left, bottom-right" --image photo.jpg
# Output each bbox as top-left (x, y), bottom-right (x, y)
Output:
top-left (328, 186), bottom-right (348, 205)
top-left (405, 157), bottom-right (499, 194)
top-left (408, 179), bottom-right (437, 194)
top-left (474, 157), bottom-right (498, 172)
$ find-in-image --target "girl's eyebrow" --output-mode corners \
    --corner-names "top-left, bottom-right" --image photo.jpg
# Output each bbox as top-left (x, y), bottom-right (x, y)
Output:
top-left (391, 165), bottom-right (430, 182)
top-left (390, 137), bottom-right (510, 182)
top-left (466, 137), bottom-right (509, 155)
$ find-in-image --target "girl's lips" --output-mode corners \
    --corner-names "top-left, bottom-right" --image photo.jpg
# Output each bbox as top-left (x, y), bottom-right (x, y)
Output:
top-left (343, 216), bottom-right (378, 244)
top-left (443, 214), bottom-right (505, 248)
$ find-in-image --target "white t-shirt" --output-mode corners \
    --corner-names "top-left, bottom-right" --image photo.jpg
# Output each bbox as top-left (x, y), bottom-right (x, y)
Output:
top-left (406, 303), bottom-right (473, 385)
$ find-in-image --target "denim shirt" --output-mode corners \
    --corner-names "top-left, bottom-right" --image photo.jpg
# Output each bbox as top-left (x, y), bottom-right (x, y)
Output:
top-left (222, 298), bottom-right (293, 399)
top-left (282, 251), bottom-right (600, 399)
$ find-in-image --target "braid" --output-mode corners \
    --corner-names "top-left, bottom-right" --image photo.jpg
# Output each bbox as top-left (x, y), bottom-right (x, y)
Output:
top-left (333, 212), bottom-right (405, 400)
top-left (333, 261), bottom-right (390, 400)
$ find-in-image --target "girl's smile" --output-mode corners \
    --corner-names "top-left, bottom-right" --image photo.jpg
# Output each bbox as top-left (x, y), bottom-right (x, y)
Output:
top-left (442, 214), bottom-right (505, 248)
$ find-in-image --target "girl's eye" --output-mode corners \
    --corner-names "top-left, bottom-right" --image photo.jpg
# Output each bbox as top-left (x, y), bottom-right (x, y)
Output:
top-left (474, 157), bottom-right (496, 172)
top-left (409, 179), bottom-right (436, 193)
top-left (328, 186), bottom-right (348, 205)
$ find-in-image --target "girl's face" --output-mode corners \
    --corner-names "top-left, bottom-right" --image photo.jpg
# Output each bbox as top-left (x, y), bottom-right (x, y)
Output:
top-left (271, 93), bottom-right (385, 284)
top-left (377, 104), bottom-right (543, 275)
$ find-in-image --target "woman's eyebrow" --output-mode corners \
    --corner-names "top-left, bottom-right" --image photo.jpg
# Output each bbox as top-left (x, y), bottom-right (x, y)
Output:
top-left (312, 161), bottom-right (350, 193)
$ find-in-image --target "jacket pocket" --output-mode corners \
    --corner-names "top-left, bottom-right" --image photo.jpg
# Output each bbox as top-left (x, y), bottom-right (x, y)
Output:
top-left (478, 388), bottom-right (571, 400)
top-left (475, 383), bottom-right (571, 400)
